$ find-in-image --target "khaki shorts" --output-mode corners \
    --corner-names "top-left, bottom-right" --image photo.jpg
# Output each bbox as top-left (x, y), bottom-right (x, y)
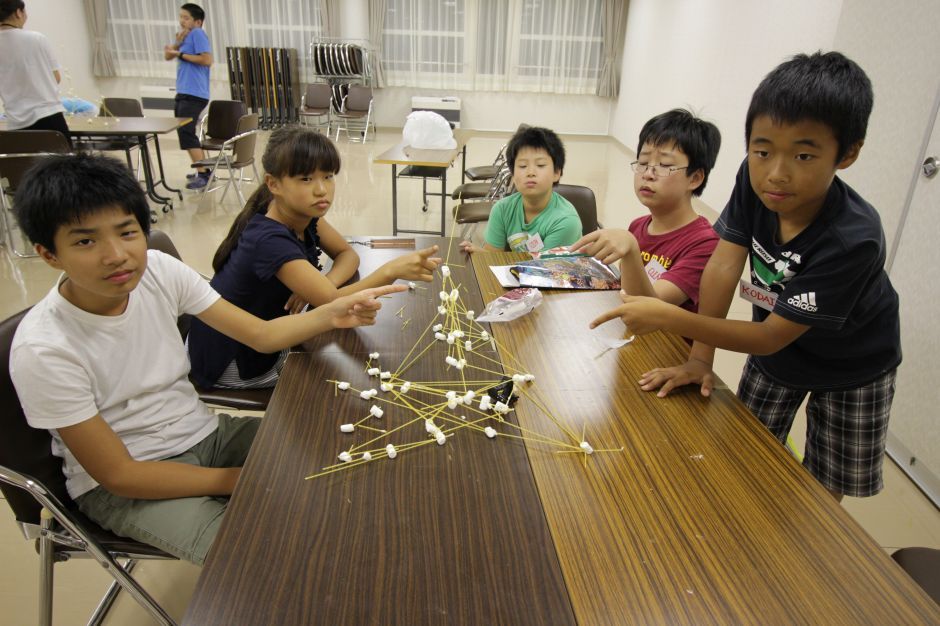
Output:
top-left (75, 414), bottom-right (260, 565)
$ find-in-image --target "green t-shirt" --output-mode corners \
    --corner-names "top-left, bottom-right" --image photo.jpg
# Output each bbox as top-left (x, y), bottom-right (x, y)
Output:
top-left (483, 192), bottom-right (582, 252)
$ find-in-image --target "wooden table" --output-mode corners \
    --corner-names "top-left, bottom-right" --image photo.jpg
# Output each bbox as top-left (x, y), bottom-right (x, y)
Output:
top-left (67, 116), bottom-right (191, 214)
top-left (184, 240), bottom-right (940, 625)
top-left (374, 131), bottom-right (469, 237)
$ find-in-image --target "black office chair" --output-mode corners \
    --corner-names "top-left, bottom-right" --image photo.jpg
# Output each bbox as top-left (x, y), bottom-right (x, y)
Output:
top-left (0, 308), bottom-right (178, 626)
top-left (892, 547), bottom-right (940, 605)
top-left (148, 230), bottom-right (273, 411)
top-left (555, 183), bottom-right (600, 234)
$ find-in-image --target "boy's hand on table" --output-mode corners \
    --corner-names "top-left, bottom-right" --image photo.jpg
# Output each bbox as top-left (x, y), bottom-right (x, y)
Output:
top-left (589, 293), bottom-right (671, 335)
top-left (459, 240), bottom-right (478, 254)
top-left (638, 359), bottom-right (716, 398)
top-left (572, 228), bottom-right (635, 265)
top-left (384, 245), bottom-right (441, 282)
top-left (326, 284), bottom-right (407, 329)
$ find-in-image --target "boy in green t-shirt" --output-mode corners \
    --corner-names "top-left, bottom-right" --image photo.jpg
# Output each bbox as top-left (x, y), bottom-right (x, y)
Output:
top-left (460, 126), bottom-right (581, 255)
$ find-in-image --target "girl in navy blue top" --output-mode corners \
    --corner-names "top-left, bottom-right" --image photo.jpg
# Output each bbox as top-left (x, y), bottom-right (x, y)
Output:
top-left (188, 127), bottom-right (441, 388)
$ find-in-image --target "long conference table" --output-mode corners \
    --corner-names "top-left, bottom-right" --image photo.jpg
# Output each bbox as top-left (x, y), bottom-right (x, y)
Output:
top-left (183, 237), bottom-right (940, 625)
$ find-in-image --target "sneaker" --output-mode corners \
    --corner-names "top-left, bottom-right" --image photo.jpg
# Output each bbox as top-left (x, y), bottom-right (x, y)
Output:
top-left (185, 172), bottom-right (199, 181)
top-left (186, 171), bottom-right (211, 190)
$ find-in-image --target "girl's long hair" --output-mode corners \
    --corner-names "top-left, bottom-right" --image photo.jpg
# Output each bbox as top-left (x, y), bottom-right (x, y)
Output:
top-left (212, 126), bottom-right (341, 273)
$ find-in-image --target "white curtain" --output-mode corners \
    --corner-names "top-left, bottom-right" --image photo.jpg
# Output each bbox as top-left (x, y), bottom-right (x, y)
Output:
top-left (368, 0), bottom-right (387, 87)
top-left (596, 0), bottom-right (628, 97)
top-left (106, 0), bottom-right (323, 82)
top-left (377, 0), bottom-right (604, 94)
top-left (84, 0), bottom-right (116, 77)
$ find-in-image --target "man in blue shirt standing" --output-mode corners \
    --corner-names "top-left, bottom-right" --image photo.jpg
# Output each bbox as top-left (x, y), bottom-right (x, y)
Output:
top-left (164, 3), bottom-right (212, 190)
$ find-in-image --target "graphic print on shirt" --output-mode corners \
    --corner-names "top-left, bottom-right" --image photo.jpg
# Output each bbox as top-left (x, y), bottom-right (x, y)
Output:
top-left (750, 238), bottom-right (801, 293)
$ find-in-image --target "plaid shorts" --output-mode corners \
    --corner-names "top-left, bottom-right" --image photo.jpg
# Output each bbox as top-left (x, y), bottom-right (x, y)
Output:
top-left (737, 356), bottom-right (896, 497)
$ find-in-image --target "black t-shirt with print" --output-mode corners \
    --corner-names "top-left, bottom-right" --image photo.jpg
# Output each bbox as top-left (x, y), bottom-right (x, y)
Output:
top-left (715, 160), bottom-right (901, 391)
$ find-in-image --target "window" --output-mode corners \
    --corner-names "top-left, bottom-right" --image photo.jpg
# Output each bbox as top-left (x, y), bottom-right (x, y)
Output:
top-left (106, 0), bottom-right (322, 82)
top-left (382, 0), bottom-right (604, 94)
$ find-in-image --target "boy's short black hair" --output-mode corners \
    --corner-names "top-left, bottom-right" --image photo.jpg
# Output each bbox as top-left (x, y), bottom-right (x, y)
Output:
top-left (746, 51), bottom-right (873, 161)
top-left (506, 126), bottom-right (566, 176)
top-left (0, 0), bottom-right (25, 22)
top-left (637, 109), bottom-right (721, 197)
top-left (180, 3), bottom-right (205, 22)
top-left (14, 154), bottom-right (152, 253)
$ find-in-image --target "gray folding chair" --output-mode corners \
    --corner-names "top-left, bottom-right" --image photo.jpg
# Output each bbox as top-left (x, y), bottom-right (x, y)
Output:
top-left (334, 85), bottom-right (375, 143)
top-left (190, 113), bottom-right (260, 206)
top-left (0, 308), bottom-right (177, 626)
top-left (299, 83), bottom-right (333, 134)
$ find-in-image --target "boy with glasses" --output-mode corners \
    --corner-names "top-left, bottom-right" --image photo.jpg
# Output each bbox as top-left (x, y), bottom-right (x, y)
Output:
top-left (574, 109), bottom-right (721, 313)
top-left (592, 53), bottom-right (900, 501)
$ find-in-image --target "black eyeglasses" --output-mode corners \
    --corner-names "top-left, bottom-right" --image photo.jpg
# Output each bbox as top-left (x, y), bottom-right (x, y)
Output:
top-left (630, 161), bottom-right (689, 177)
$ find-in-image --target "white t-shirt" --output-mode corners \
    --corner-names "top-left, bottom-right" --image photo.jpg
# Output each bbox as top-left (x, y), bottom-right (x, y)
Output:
top-left (11, 251), bottom-right (222, 499)
top-left (0, 28), bottom-right (64, 128)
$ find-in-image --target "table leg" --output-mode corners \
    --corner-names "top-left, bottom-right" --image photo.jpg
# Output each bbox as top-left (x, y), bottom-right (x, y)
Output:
top-left (137, 134), bottom-right (173, 211)
top-left (392, 164), bottom-right (398, 236)
top-left (151, 135), bottom-right (183, 200)
top-left (440, 168), bottom-right (447, 237)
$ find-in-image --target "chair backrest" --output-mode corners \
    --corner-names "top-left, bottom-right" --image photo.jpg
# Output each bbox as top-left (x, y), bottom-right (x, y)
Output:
top-left (0, 130), bottom-right (71, 192)
top-left (0, 308), bottom-right (72, 525)
top-left (205, 100), bottom-right (247, 141)
top-left (344, 86), bottom-right (373, 113)
top-left (101, 97), bottom-right (144, 118)
top-left (554, 183), bottom-right (598, 234)
top-left (304, 83), bottom-right (332, 110)
top-left (231, 114), bottom-right (259, 164)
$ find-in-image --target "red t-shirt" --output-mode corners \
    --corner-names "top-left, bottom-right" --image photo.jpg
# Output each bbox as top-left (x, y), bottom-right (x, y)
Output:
top-left (628, 214), bottom-right (718, 312)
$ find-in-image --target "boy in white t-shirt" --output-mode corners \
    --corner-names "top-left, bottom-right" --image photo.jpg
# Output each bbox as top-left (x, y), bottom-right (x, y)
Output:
top-left (9, 154), bottom-right (402, 564)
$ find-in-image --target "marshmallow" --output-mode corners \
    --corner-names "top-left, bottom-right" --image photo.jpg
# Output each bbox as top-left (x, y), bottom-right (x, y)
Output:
top-left (380, 371), bottom-right (391, 380)
top-left (447, 399), bottom-right (458, 410)
top-left (450, 288), bottom-right (459, 301)
top-left (368, 389), bottom-right (378, 398)
top-left (445, 390), bottom-right (457, 400)
top-left (465, 310), bottom-right (475, 320)
top-left (386, 443), bottom-right (398, 459)
top-left (480, 331), bottom-right (490, 341)
top-left (435, 432), bottom-right (447, 445)
top-left (439, 290), bottom-right (449, 301)
top-left (425, 419), bottom-right (438, 433)
top-left (479, 395), bottom-right (491, 411)
top-left (580, 441), bottom-right (594, 455)
top-left (340, 423), bottom-right (355, 433)
top-left (369, 352), bottom-right (380, 360)
top-left (370, 405), bottom-right (384, 419)
top-left (435, 332), bottom-right (447, 341)
top-left (441, 265), bottom-right (451, 277)
top-left (438, 305), bottom-right (447, 315)
top-left (455, 396), bottom-right (464, 405)
top-left (367, 367), bottom-right (380, 376)
top-left (453, 330), bottom-right (464, 338)
top-left (446, 335), bottom-right (456, 345)
top-left (380, 382), bottom-right (393, 392)
top-left (459, 415), bottom-right (467, 420)
top-left (524, 374), bottom-right (535, 382)
top-left (432, 323), bottom-right (443, 332)
top-left (512, 374), bottom-right (525, 384)
top-left (445, 356), bottom-right (458, 367)
top-left (408, 281), bottom-right (416, 290)
top-left (400, 381), bottom-right (411, 393)
top-left (465, 340), bottom-right (473, 351)
top-left (359, 390), bottom-right (372, 400)
top-left (493, 401), bottom-right (510, 414)
top-left (338, 451), bottom-right (352, 463)
top-left (484, 426), bottom-right (497, 439)
top-left (463, 391), bottom-right (475, 403)
top-left (456, 358), bottom-right (466, 370)
top-left (362, 452), bottom-right (373, 461)
top-left (337, 381), bottom-right (350, 390)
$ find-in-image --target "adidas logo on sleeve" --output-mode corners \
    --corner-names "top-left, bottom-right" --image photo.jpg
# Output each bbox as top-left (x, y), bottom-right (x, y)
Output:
top-left (787, 292), bottom-right (817, 312)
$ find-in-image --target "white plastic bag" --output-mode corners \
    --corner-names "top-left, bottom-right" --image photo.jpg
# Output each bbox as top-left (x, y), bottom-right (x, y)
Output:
top-left (476, 288), bottom-right (543, 323)
top-left (402, 110), bottom-right (456, 149)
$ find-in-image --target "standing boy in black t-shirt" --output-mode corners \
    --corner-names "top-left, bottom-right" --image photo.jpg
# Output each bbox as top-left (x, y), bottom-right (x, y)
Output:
top-left (590, 52), bottom-right (901, 500)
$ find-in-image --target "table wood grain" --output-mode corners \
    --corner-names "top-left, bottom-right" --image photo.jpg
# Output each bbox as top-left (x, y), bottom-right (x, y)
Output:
top-left (473, 250), bottom-right (940, 625)
top-left (184, 237), bottom-right (575, 625)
